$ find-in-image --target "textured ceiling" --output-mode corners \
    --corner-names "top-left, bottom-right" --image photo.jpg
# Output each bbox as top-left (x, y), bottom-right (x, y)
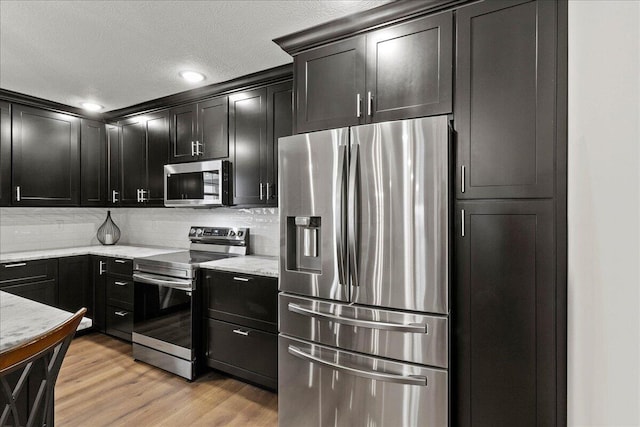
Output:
top-left (0, 0), bottom-right (392, 112)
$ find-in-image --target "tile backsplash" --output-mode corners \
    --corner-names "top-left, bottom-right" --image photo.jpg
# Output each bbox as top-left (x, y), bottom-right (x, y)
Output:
top-left (0, 207), bottom-right (279, 256)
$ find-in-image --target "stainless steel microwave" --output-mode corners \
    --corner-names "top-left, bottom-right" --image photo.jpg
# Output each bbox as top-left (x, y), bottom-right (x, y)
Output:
top-left (164, 160), bottom-right (230, 207)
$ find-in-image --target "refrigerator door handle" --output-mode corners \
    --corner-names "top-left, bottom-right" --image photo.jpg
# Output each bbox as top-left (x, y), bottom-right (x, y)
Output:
top-left (348, 143), bottom-right (360, 287)
top-left (288, 303), bottom-right (428, 333)
top-left (335, 144), bottom-right (348, 286)
top-left (288, 345), bottom-right (428, 386)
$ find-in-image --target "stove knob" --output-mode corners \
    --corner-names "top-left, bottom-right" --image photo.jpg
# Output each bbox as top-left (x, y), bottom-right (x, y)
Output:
top-left (196, 228), bottom-right (204, 236)
top-left (237, 231), bottom-right (243, 237)
top-left (189, 228), bottom-right (196, 236)
top-left (229, 231), bottom-right (236, 237)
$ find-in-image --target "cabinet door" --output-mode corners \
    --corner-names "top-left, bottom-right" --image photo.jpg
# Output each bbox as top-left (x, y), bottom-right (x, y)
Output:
top-left (80, 119), bottom-right (107, 206)
top-left (145, 111), bottom-right (169, 206)
top-left (2, 279), bottom-right (58, 306)
top-left (119, 117), bottom-right (146, 205)
top-left (198, 96), bottom-right (228, 160)
top-left (229, 88), bottom-right (267, 206)
top-left (265, 81), bottom-right (293, 205)
top-left (106, 124), bottom-right (121, 205)
top-left (295, 37), bottom-right (365, 133)
top-left (454, 200), bottom-right (556, 427)
top-left (366, 12), bottom-right (452, 122)
top-left (456, 0), bottom-right (556, 199)
top-left (92, 257), bottom-right (107, 333)
top-left (58, 255), bottom-right (91, 317)
top-left (169, 103), bottom-right (198, 163)
top-left (11, 105), bottom-right (80, 206)
top-left (0, 101), bottom-right (10, 207)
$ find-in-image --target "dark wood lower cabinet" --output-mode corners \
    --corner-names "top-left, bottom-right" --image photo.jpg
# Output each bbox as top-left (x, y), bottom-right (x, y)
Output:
top-left (0, 259), bottom-right (58, 306)
top-left (92, 256), bottom-right (133, 341)
top-left (204, 270), bottom-right (278, 389)
top-left (58, 255), bottom-right (91, 316)
top-left (454, 200), bottom-right (556, 427)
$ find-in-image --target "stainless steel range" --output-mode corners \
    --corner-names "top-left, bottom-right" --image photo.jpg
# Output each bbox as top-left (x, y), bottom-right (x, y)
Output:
top-left (132, 226), bottom-right (249, 380)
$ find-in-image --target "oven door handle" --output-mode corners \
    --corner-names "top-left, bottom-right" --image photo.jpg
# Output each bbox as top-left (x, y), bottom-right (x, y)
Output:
top-left (133, 273), bottom-right (193, 290)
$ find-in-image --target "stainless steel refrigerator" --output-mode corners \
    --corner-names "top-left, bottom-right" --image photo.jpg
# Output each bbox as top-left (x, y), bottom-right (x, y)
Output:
top-left (278, 116), bottom-right (450, 427)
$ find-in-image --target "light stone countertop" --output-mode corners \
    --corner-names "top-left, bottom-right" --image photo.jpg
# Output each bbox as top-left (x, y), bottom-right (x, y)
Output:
top-left (0, 245), bottom-right (183, 263)
top-left (200, 255), bottom-right (279, 278)
top-left (0, 291), bottom-right (92, 353)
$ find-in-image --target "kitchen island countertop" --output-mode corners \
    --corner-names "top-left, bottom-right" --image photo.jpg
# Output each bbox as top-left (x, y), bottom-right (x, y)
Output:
top-left (200, 255), bottom-right (278, 278)
top-left (0, 291), bottom-right (92, 353)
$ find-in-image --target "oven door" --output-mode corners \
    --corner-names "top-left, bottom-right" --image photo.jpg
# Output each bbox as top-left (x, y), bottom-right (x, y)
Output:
top-left (133, 272), bottom-right (194, 360)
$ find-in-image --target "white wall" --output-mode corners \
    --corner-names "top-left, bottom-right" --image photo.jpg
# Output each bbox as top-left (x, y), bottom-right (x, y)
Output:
top-left (0, 207), bottom-right (279, 256)
top-left (568, 1), bottom-right (640, 425)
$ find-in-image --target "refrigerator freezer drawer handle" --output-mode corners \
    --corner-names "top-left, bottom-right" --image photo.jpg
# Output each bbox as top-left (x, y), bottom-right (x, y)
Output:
top-left (288, 303), bottom-right (428, 334)
top-left (288, 345), bottom-right (428, 386)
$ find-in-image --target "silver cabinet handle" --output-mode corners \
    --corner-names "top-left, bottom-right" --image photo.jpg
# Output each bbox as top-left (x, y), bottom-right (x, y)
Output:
top-left (259, 183), bottom-right (264, 201)
top-left (191, 141), bottom-right (196, 156)
top-left (114, 259), bottom-right (127, 264)
top-left (266, 182), bottom-right (271, 200)
top-left (233, 276), bottom-right (250, 282)
top-left (461, 165), bottom-right (466, 193)
top-left (114, 311), bottom-right (128, 317)
top-left (4, 262), bottom-right (27, 268)
top-left (288, 345), bottom-right (427, 386)
top-left (15, 186), bottom-right (21, 202)
top-left (114, 281), bottom-right (128, 286)
top-left (136, 188), bottom-right (141, 202)
top-left (112, 190), bottom-right (119, 203)
top-left (232, 329), bottom-right (249, 336)
top-left (288, 303), bottom-right (428, 333)
top-left (461, 209), bottom-right (465, 237)
top-left (367, 91), bottom-right (373, 116)
top-left (99, 260), bottom-right (106, 275)
top-left (356, 93), bottom-right (362, 118)
top-left (196, 140), bottom-right (203, 155)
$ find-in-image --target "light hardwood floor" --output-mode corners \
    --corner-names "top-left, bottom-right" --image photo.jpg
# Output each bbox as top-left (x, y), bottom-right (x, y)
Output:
top-left (55, 333), bottom-right (278, 426)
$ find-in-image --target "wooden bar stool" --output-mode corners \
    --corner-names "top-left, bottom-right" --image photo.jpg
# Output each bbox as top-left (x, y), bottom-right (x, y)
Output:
top-left (0, 308), bottom-right (86, 427)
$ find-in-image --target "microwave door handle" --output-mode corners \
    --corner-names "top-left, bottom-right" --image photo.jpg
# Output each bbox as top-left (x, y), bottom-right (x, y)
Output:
top-left (288, 345), bottom-right (427, 386)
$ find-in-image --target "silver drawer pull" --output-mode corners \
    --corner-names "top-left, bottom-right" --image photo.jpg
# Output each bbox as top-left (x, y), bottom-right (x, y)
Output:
top-left (114, 281), bottom-right (128, 286)
top-left (4, 262), bottom-right (27, 268)
top-left (232, 329), bottom-right (249, 336)
top-left (114, 259), bottom-right (127, 264)
top-left (114, 311), bottom-right (128, 317)
top-left (233, 276), bottom-right (250, 282)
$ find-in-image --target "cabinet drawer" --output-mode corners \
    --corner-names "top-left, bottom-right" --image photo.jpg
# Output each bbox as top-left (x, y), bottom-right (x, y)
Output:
top-left (206, 318), bottom-right (277, 386)
top-left (0, 259), bottom-right (57, 286)
top-left (205, 271), bottom-right (277, 332)
top-left (107, 258), bottom-right (133, 276)
top-left (106, 305), bottom-right (133, 341)
top-left (2, 279), bottom-right (57, 306)
top-left (106, 276), bottom-right (133, 309)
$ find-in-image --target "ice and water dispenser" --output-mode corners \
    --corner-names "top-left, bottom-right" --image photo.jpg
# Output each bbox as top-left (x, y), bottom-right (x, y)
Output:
top-left (286, 216), bottom-right (321, 273)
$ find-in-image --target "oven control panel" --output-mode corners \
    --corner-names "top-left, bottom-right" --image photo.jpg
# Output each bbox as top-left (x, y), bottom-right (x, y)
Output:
top-left (189, 226), bottom-right (249, 246)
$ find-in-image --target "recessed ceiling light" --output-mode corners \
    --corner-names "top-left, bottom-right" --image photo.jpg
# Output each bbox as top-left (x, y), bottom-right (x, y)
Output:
top-left (180, 70), bottom-right (206, 83)
top-left (81, 102), bottom-right (103, 111)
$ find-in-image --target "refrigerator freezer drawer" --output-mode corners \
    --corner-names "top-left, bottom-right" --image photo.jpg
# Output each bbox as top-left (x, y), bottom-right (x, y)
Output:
top-left (279, 335), bottom-right (448, 427)
top-left (279, 294), bottom-right (448, 368)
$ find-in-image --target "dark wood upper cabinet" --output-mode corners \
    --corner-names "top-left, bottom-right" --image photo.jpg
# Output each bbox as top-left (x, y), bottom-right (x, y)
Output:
top-left (169, 103), bottom-right (197, 162)
top-left (106, 124), bottom-right (121, 205)
top-left (454, 199), bottom-right (556, 427)
top-left (295, 37), bottom-right (365, 133)
top-left (198, 96), bottom-right (228, 160)
top-left (266, 81), bottom-right (293, 204)
top-left (455, 0), bottom-right (556, 199)
top-left (119, 116), bottom-right (146, 206)
top-left (0, 101), bottom-right (10, 206)
top-left (11, 104), bottom-right (80, 206)
top-left (294, 12), bottom-right (452, 133)
top-left (366, 11), bottom-right (452, 122)
top-left (229, 88), bottom-right (267, 206)
top-left (145, 110), bottom-right (169, 206)
top-left (80, 119), bottom-right (107, 206)
top-left (119, 112), bottom-right (168, 206)
top-left (169, 96), bottom-right (228, 162)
